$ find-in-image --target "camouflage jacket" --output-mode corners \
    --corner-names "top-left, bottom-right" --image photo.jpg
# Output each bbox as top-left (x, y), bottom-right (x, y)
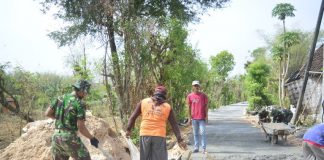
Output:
top-left (50, 93), bottom-right (86, 132)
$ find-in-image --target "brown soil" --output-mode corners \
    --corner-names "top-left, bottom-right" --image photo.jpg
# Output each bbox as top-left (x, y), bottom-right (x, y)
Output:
top-left (0, 113), bottom-right (131, 160)
top-left (0, 108), bottom-right (191, 160)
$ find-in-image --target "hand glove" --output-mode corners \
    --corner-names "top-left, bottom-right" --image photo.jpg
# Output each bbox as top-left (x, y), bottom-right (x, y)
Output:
top-left (90, 137), bottom-right (99, 148)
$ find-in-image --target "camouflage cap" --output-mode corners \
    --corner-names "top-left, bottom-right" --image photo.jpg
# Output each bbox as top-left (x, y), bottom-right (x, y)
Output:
top-left (72, 80), bottom-right (91, 93)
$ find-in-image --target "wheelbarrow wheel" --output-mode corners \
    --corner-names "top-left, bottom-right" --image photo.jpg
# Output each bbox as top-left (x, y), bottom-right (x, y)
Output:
top-left (265, 134), bottom-right (272, 142)
top-left (271, 135), bottom-right (278, 144)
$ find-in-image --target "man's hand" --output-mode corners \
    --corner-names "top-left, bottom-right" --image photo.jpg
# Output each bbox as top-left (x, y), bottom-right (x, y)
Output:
top-left (126, 130), bottom-right (131, 138)
top-left (45, 106), bottom-right (55, 119)
top-left (90, 137), bottom-right (99, 148)
top-left (178, 140), bottom-right (187, 150)
top-left (205, 117), bottom-right (208, 124)
top-left (188, 118), bottom-right (192, 125)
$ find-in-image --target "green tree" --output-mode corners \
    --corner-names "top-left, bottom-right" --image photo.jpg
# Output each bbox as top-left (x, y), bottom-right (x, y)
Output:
top-left (0, 64), bottom-right (35, 122)
top-left (250, 47), bottom-right (267, 62)
top-left (208, 50), bottom-right (235, 107)
top-left (153, 19), bottom-right (208, 118)
top-left (39, 0), bottom-right (230, 125)
top-left (66, 43), bottom-right (93, 80)
top-left (245, 61), bottom-right (272, 111)
top-left (209, 50), bottom-right (235, 80)
top-left (272, 3), bottom-right (296, 33)
top-left (272, 3), bottom-right (296, 106)
top-left (287, 30), bottom-right (314, 76)
top-left (34, 73), bottom-right (73, 109)
top-left (258, 29), bottom-right (323, 108)
top-left (226, 75), bottom-right (247, 104)
top-left (271, 31), bottom-right (300, 106)
top-left (279, 31), bottom-right (300, 80)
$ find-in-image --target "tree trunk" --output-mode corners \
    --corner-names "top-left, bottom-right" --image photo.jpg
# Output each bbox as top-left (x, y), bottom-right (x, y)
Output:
top-left (282, 48), bottom-right (291, 106)
top-left (278, 61), bottom-right (282, 107)
top-left (106, 12), bottom-right (128, 124)
top-left (122, 30), bottom-right (132, 125)
top-left (283, 20), bottom-right (286, 34)
top-left (103, 42), bottom-right (119, 133)
top-left (278, 19), bottom-right (287, 107)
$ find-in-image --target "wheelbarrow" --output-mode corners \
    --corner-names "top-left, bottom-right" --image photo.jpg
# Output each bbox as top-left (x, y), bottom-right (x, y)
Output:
top-left (260, 122), bottom-right (292, 144)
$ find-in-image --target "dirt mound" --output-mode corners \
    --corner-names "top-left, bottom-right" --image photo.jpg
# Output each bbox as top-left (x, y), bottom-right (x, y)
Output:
top-left (0, 113), bottom-right (131, 160)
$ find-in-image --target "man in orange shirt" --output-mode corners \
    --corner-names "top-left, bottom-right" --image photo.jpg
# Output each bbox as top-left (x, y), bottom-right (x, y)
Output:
top-left (126, 85), bottom-right (186, 160)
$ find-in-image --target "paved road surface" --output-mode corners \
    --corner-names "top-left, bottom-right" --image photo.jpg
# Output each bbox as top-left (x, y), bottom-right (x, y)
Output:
top-left (188, 103), bottom-right (302, 160)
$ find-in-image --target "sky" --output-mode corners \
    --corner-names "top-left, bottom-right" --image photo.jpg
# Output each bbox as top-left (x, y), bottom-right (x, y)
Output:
top-left (0, 0), bottom-right (323, 76)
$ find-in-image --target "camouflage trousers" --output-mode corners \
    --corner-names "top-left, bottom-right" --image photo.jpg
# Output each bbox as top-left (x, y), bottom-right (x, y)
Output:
top-left (51, 130), bottom-right (91, 160)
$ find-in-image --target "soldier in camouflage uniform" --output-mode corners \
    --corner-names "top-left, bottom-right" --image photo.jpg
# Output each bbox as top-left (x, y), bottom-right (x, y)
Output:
top-left (45, 80), bottom-right (99, 160)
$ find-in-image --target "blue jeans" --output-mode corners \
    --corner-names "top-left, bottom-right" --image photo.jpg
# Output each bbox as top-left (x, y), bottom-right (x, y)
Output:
top-left (192, 119), bottom-right (206, 150)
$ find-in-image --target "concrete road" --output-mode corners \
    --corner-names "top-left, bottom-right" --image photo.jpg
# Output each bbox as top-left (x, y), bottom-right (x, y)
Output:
top-left (188, 103), bottom-right (302, 160)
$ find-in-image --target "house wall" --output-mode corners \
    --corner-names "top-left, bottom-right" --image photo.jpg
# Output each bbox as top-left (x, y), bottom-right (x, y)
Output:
top-left (286, 80), bottom-right (300, 106)
top-left (303, 77), bottom-right (322, 113)
top-left (287, 77), bottom-right (322, 114)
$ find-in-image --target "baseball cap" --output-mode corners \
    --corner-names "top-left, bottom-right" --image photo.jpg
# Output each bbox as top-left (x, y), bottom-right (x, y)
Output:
top-left (192, 80), bottom-right (200, 86)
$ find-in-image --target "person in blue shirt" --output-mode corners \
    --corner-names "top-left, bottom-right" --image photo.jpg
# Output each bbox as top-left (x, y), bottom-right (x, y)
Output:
top-left (303, 123), bottom-right (324, 160)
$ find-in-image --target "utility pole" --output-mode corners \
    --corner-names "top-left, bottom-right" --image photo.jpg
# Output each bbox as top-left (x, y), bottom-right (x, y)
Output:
top-left (293, 0), bottom-right (324, 125)
top-left (322, 45), bottom-right (324, 122)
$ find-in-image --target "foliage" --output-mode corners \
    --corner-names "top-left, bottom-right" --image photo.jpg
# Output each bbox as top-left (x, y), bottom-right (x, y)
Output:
top-left (0, 63), bottom-right (103, 120)
top-left (227, 75), bottom-right (247, 103)
top-left (130, 125), bottom-right (140, 145)
top-left (33, 73), bottom-right (71, 110)
top-left (272, 3), bottom-right (295, 21)
top-left (209, 50), bottom-right (235, 80)
top-left (158, 19), bottom-right (208, 118)
top-left (250, 47), bottom-right (267, 62)
top-left (207, 50), bottom-right (235, 107)
top-left (245, 61), bottom-right (272, 111)
top-left (255, 27), bottom-right (324, 109)
top-left (0, 64), bottom-right (40, 121)
top-left (70, 55), bottom-right (92, 80)
top-left (287, 30), bottom-right (313, 76)
top-left (280, 31), bottom-right (300, 48)
top-left (270, 31), bottom-right (301, 102)
top-left (39, 0), bottom-right (230, 47)
top-left (271, 45), bottom-right (284, 62)
top-left (219, 83), bottom-right (234, 105)
top-left (38, 0), bottom-right (231, 126)
top-left (271, 2), bottom-right (297, 106)
top-left (6, 68), bottom-right (75, 111)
